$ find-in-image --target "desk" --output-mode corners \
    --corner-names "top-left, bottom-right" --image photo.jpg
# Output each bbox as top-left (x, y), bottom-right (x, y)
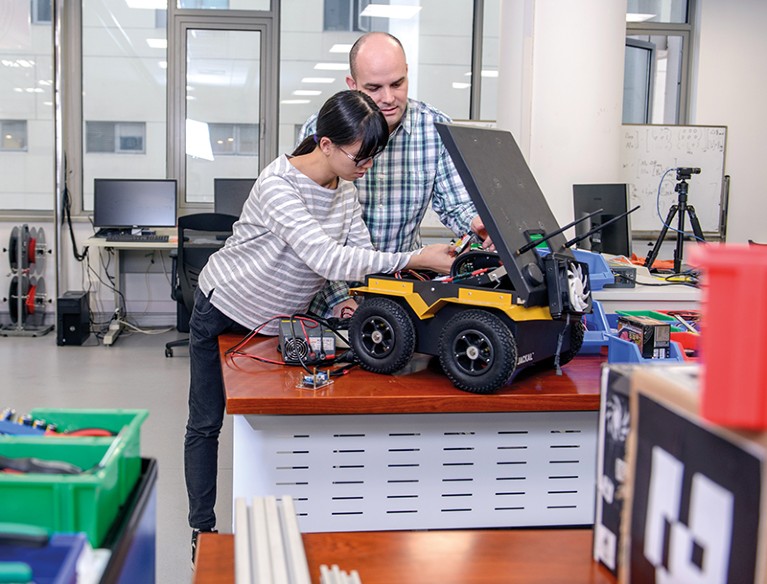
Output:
top-left (86, 232), bottom-right (176, 345)
top-left (193, 529), bottom-right (616, 584)
top-left (593, 282), bottom-right (699, 313)
top-left (222, 334), bottom-right (603, 533)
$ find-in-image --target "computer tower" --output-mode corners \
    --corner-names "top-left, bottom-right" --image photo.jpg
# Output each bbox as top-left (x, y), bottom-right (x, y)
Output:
top-left (57, 291), bottom-right (90, 346)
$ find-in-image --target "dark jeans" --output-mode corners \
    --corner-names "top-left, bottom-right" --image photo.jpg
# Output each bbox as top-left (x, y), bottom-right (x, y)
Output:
top-left (184, 287), bottom-right (247, 530)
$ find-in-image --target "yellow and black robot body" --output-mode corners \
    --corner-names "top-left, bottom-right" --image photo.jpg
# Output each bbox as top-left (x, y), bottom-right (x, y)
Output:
top-left (348, 245), bottom-right (593, 394)
top-left (348, 122), bottom-right (598, 394)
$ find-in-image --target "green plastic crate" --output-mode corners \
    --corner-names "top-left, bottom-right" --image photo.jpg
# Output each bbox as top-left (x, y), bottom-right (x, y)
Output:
top-left (9, 409), bottom-right (147, 504)
top-left (0, 440), bottom-right (128, 547)
top-left (615, 309), bottom-right (677, 322)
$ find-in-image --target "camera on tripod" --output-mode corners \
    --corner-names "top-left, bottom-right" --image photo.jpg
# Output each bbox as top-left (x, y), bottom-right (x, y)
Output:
top-left (644, 166), bottom-right (706, 273)
top-left (676, 167), bottom-right (701, 180)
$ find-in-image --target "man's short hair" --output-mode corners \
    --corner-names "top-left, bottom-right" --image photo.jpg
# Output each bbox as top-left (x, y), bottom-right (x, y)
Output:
top-left (349, 32), bottom-right (406, 79)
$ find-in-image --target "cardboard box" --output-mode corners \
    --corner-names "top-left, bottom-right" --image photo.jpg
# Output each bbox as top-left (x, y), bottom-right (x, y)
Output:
top-left (616, 314), bottom-right (671, 359)
top-left (621, 365), bottom-right (767, 583)
top-left (593, 364), bottom-right (637, 576)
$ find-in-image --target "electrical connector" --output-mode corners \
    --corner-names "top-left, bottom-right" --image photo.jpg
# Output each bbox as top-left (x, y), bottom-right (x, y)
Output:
top-left (298, 370), bottom-right (332, 390)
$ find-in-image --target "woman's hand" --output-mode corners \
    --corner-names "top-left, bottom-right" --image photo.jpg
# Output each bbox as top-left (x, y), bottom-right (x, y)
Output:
top-left (406, 244), bottom-right (454, 274)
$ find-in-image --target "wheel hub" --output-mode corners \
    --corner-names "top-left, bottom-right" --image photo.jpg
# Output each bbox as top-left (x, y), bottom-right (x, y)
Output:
top-left (453, 330), bottom-right (494, 376)
top-left (360, 316), bottom-right (394, 357)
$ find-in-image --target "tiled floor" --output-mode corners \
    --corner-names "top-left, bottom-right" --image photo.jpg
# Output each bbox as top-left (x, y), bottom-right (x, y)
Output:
top-left (1, 328), bottom-right (232, 584)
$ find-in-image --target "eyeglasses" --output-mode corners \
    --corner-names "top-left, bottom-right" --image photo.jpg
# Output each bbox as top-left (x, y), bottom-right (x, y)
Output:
top-left (336, 144), bottom-right (376, 168)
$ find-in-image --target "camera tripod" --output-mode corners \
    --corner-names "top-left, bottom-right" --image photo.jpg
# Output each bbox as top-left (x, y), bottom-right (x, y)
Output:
top-left (645, 168), bottom-right (705, 274)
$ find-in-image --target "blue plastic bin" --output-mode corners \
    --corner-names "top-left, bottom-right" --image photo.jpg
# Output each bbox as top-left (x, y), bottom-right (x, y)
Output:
top-left (0, 533), bottom-right (86, 584)
top-left (606, 333), bottom-right (685, 364)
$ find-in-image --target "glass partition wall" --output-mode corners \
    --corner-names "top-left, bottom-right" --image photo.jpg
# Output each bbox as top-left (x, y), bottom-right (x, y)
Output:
top-left (0, 0), bottom-right (502, 215)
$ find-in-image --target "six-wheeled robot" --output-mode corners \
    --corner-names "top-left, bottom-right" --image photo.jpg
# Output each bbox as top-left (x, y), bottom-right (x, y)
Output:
top-left (348, 124), bottom-right (594, 394)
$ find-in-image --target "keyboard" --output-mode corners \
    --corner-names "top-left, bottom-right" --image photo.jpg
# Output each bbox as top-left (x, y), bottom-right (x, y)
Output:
top-left (105, 233), bottom-right (170, 243)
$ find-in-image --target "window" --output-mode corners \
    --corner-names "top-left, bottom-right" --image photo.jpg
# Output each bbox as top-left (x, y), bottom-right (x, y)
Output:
top-left (1, 120), bottom-right (28, 151)
top-left (624, 1), bottom-right (694, 124)
top-left (82, 0), bottom-right (168, 212)
top-left (31, 0), bottom-right (52, 24)
top-left (0, 1), bottom-right (54, 212)
top-left (176, 0), bottom-right (270, 9)
top-left (209, 123), bottom-right (259, 156)
top-left (85, 122), bottom-right (146, 154)
top-left (280, 0), bottom-right (492, 156)
top-left (323, 0), bottom-right (374, 32)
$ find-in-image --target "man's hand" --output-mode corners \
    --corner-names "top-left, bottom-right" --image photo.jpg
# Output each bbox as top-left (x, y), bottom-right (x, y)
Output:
top-left (470, 215), bottom-right (495, 251)
top-left (407, 244), bottom-right (454, 274)
top-left (331, 298), bottom-right (358, 319)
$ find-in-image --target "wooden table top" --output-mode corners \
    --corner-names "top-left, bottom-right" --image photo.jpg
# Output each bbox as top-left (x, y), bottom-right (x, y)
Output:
top-left (220, 333), bottom-right (605, 415)
top-left (193, 528), bottom-right (616, 584)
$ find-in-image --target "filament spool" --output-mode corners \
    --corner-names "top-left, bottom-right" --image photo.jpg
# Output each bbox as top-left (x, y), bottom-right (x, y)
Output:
top-left (7, 225), bottom-right (48, 273)
top-left (8, 275), bottom-right (49, 326)
top-left (29, 226), bottom-right (48, 274)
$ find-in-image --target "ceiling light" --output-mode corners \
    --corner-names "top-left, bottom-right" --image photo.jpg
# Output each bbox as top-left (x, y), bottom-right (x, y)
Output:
top-left (293, 90), bottom-right (321, 96)
top-left (452, 82), bottom-right (471, 90)
top-left (329, 44), bottom-right (352, 54)
top-left (159, 61), bottom-right (168, 69)
top-left (2, 59), bottom-right (34, 68)
top-left (125, 0), bottom-right (166, 8)
top-left (301, 77), bottom-right (335, 84)
top-left (146, 38), bottom-right (167, 49)
top-left (314, 63), bottom-right (348, 71)
top-left (464, 70), bottom-right (499, 78)
top-left (186, 119), bottom-right (214, 161)
top-left (360, 5), bottom-right (422, 19)
top-left (626, 13), bottom-right (656, 22)
top-left (282, 99), bottom-right (311, 105)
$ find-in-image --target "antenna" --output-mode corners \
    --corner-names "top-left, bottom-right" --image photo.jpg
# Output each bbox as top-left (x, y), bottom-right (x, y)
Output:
top-left (564, 205), bottom-right (640, 249)
top-left (516, 208), bottom-right (605, 256)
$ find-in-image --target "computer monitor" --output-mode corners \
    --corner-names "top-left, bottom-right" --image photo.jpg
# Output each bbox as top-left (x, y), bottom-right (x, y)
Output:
top-left (93, 178), bottom-right (177, 232)
top-left (214, 178), bottom-right (255, 217)
top-left (572, 183), bottom-right (632, 256)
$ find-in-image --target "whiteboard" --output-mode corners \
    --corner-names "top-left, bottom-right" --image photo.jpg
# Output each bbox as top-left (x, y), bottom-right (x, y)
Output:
top-left (619, 125), bottom-right (728, 237)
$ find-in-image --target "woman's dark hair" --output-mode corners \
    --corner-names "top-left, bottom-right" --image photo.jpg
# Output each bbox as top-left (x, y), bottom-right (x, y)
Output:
top-left (292, 90), bottom-right (388, 161)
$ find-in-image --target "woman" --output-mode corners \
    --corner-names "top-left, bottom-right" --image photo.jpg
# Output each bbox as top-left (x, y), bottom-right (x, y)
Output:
top-left (184, 90), bottom-right (453, 560)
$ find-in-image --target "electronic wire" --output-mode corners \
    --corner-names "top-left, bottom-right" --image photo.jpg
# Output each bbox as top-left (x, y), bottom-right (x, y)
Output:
top-left (225, 313), bottom-right (357, 379)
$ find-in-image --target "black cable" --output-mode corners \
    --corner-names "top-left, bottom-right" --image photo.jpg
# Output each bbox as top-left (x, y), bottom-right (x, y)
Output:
top-left (619, 272), bottom-right (699, 288)
top-left (61, 169), bottom-right (88, 262)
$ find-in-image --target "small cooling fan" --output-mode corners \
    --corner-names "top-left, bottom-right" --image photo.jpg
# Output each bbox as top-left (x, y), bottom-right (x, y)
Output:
top-left (566, 261), bottom-right (591, 313)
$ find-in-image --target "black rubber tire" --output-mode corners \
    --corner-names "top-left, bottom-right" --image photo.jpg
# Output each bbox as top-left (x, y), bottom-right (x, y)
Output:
top-left (438, 310), bottom-right (517, 394)
top-left (349, 297), bottom-right (416, 374)
top-left (558, 320), bottom-right (586, 366)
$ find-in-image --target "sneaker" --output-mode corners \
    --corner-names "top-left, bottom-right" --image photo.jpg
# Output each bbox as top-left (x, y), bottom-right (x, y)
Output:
top-left (191, 528), bottom-right (217, 569)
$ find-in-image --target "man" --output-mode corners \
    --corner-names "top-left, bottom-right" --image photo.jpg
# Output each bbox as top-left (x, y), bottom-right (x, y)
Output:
top-left (299, 32), bottom-right (490, 317)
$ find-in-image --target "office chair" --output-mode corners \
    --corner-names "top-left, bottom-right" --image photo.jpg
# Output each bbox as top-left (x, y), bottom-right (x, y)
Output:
top-left (164, 213), bottom-right (238, 357)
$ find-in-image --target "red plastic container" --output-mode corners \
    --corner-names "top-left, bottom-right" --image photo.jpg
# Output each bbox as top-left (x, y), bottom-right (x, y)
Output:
top-left (670, 331), bottom-right (699, 360)
top-left (691, 244), bottom-right (767, 429)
